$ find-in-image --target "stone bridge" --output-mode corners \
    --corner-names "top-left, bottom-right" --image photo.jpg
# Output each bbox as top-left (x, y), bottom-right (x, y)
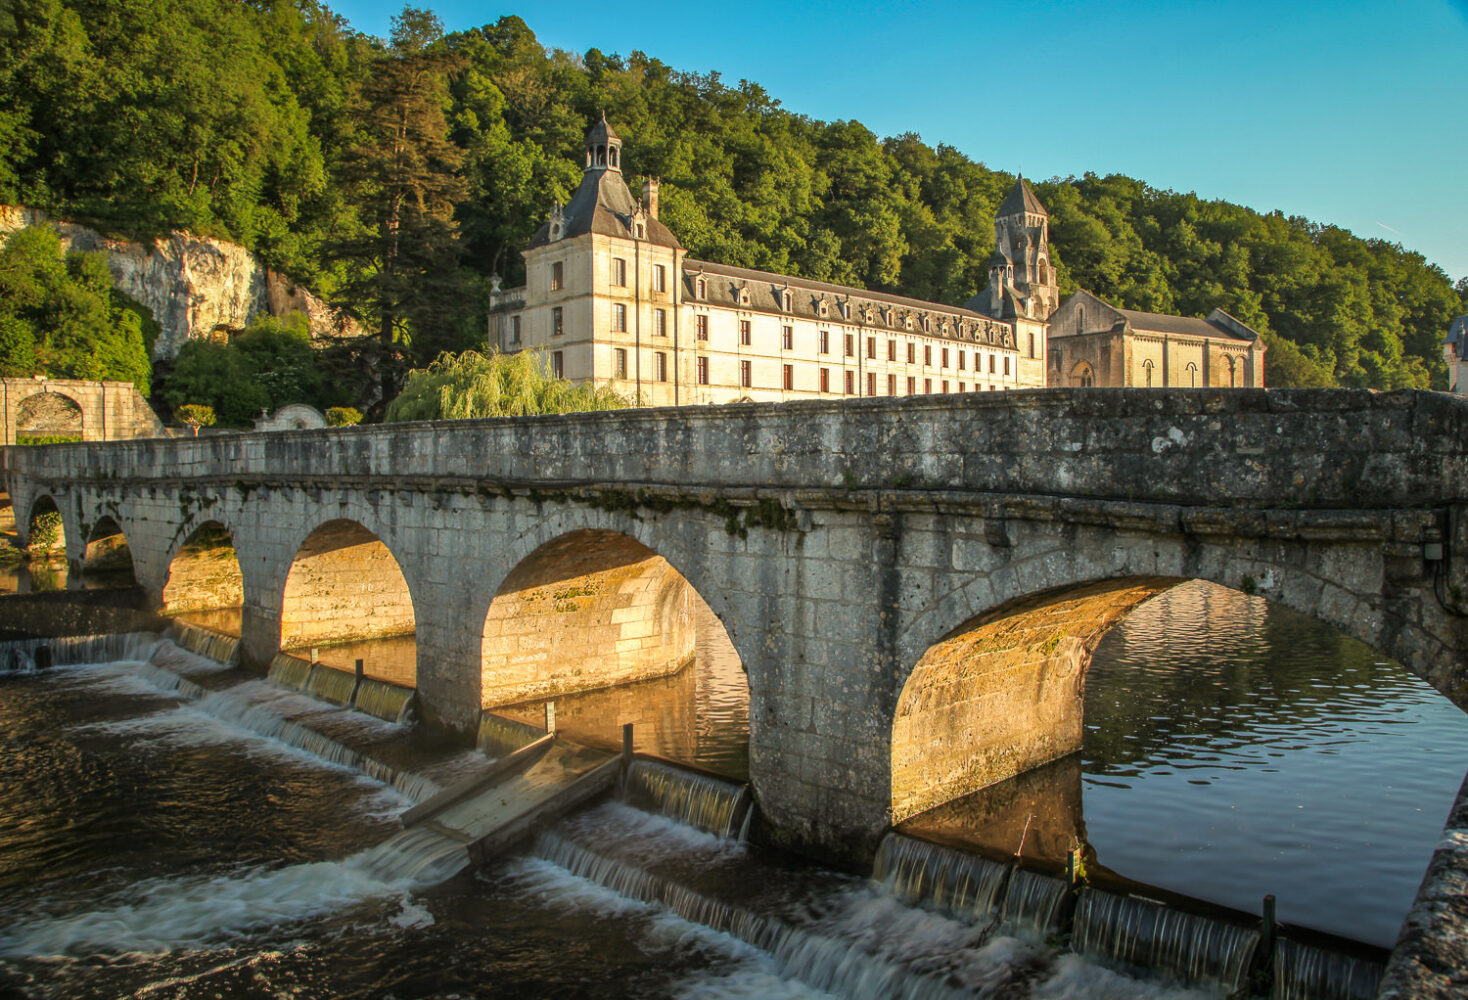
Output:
top-left (5, 389), bottom-right (1468, 992)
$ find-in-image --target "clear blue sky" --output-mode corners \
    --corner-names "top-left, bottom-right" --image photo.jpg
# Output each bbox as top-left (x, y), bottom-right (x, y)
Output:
top-left (334, 0), bottom-right (1468, 284)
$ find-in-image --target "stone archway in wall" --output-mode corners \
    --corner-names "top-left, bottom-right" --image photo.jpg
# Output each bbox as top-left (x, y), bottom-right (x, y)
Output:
top-left (480, 529), bottom-right (746, 766)
top-left (891, 577), bottom-right (1178, 825)
top-left (15, 391), bottom-right (83, 444)
top-left (163, 521), bottom-right (243, 632)
top-left (280, 519), bottom-right (417, 686)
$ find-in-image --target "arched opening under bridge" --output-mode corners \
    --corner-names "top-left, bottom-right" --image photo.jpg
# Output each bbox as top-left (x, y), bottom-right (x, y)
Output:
top-left (481, 529), bottom-right (747, 776)
top-left (892, 577), bottom-right (1468, 952)
top-left (163, 521), bottom-right (243, 634)
top-left (82, 516), bottom-right (135, 585)
top-left (280, 519), bottom-right (416, 688)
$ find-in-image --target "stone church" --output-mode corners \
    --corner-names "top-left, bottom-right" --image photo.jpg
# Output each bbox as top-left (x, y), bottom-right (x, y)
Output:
top-left (489, 115), bottom-right (1264, 402)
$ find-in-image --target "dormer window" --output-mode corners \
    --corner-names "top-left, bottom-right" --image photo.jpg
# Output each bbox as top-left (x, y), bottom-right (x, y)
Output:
top-left (738, 285), bottom-right (750, 306)
top-left (818, 299), bottom-right (829, 318)
top-left (696, 277), bottom-right (707, 299)
top-left (635, 223), bottom-right (645, 239)
top-left (782, 290), bottom-right (793, 312)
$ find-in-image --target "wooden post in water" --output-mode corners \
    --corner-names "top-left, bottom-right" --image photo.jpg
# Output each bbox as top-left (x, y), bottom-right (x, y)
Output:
top-left (544, 700), bottom-right (556, 735)
top-left (622, 723), bottom-right (634, 766)
top-left (1260, 893), bottom-right (1277, 959)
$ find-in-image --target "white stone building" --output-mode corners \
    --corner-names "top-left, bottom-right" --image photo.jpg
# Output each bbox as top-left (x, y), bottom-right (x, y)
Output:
top-left (489, 115), bottom-right (1052, 405)
top-left (1445, 316), bottom-right (1468, 395)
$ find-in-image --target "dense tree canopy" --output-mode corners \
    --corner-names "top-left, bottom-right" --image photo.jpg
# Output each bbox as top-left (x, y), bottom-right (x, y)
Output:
top-left (0, 226), bottom-right (154, 391)
top-left (1, 1), bottom-right (1460, 396)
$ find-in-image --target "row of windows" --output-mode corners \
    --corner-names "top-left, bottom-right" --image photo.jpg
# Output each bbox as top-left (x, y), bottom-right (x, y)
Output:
top-left (695, 319), bottom-right (1015, 376)
top-left (589, 347), bottom-right (1012, 396)
top-left (699, 358), bottom-right (1005, 395)
top-left (516, 308), bottom-right (1016, 379)
top-left (549, 259), bottom-right (671, 294)
top-left (612, 348), bottom-right (670, 382)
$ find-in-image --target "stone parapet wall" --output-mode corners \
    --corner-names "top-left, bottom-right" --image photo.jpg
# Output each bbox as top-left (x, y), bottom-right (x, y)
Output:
top-left (8, 389), bottom-right (1464, 510)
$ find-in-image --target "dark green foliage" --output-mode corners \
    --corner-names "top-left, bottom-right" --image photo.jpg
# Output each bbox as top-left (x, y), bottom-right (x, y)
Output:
top-left (2, 2), bottom-right (1458, 396)
top-left (0, 226), bottom-right (153, 392)
top-left (161, 315), bottom-right (324, 426)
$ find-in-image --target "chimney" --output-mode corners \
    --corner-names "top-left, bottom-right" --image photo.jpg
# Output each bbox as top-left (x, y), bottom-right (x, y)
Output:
top-left (642, 178), bottom-right (659, 220)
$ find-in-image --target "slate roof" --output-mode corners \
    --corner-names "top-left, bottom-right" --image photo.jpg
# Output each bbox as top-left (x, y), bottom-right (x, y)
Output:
top-left (684, 258), bottom-right (1016, 346)
top-left (1115, 307), bottom-right (1253, 341)
top-left (526, 165), bottom-right (681, 250)
top-left (997, 177), bottom-right (1047, 218)
top-left (1447, 316), bottom-right (1468, 347)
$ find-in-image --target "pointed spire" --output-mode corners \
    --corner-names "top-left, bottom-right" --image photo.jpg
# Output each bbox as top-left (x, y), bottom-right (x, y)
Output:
top-left (997, 175), bottom-right (1047, 217)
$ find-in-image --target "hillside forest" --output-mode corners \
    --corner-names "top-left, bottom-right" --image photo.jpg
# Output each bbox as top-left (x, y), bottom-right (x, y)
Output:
top-left (1, 0), bottom-right (1464, 421)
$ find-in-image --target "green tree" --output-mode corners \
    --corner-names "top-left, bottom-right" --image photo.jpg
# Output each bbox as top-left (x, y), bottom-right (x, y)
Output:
top-left (332, 5), bottom-right (472, 380)
top-left (384, 349), bottom-right (629, 421)
top-left (0, 225), bottom-right (153, 392)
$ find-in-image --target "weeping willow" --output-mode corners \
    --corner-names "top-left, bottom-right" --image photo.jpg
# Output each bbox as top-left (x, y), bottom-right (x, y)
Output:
top-left (384, 350), bottom-right (631, 422)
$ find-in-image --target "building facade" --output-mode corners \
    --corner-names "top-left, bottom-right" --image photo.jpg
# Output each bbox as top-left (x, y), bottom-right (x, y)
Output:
top-left (1046, 289), bottom-right (1266, 389)
top-left (1445, 316), bottom-right (1467, 395)
top-left (490, 116), bottom-right (1048, 405)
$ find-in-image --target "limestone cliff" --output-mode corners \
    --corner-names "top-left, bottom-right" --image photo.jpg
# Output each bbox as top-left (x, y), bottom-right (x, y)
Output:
top-left (0, 206), bottom-right (358, 359)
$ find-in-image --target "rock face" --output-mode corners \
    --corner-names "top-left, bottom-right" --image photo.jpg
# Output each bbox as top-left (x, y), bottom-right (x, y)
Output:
top-left (0, 205), bottom-right (357, 359)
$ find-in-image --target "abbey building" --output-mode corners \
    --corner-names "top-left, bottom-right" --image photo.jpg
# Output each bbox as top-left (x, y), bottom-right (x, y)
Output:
top-left (489, 115), bottom-right (1263, 402)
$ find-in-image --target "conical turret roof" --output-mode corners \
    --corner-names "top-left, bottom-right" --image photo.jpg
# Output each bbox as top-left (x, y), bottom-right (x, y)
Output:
top-left (997, 176), bottom-right (1047, 217)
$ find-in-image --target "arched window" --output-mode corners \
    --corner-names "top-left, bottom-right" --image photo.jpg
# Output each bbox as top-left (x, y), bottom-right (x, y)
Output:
top-left (1185, 361), bottom-right (1198, 387)
top-left (1142, 358), bottom-right (1155, 387)
top-left (1071, 361), bottom-right (1095, 388)
top-left (696, 278), bottom-right (706, 299)
top-left (1227, 355), bottom-right (1238, 387)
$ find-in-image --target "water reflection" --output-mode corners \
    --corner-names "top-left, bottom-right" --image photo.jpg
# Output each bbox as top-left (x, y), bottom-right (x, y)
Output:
top-left (0, 561), bottom-right (138, 594)
top-left (176, 601), bottom-right (751, 778)
top-left (905, 580), bottom-right (1468, 949)
top-left (494, 601), bottom-right (750, 779)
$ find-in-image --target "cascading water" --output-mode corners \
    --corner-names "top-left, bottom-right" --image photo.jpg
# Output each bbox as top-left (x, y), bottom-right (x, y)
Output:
top-left (304, 663), bottom-right (358, 706)
top-left (0, 631), bottom-right (159, 672)
top-left (621, 759), bottom-right (750, 839)
top-left (478, 709), bottom-right (545, 757)
top-left (267, 652), bottom-right (312, 691)
top-left (1072, 886), bottom-right (1260, 992)
top-left (533, 830), bottom-right (976, 1000)
top-left (166, 622), bottom-right (240, 666)
top-left (352, 676), bottom-right (415, 724)
top-left (1273, 937), bottom-right (1385, 1000)
top-left (873, 833), bottom-right (1013, 923)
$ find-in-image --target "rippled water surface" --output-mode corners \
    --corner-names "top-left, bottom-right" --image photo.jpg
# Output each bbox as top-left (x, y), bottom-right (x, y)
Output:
top-left (1082, 581), bottom-right (1468, 948)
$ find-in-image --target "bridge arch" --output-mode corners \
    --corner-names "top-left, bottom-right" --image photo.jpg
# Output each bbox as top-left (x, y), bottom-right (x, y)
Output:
top-left (23, 493), bottom-right (68, 560)
top-left (480, 528), bottom-right (703, 706)
top-left (890, 524), bottom-right (1465, 824)
top-left (162, 520), bottom-right (243, 616)
top-left (278, 517), bottom-right (418, 655)
top-left (82, 515), bottom-right (135, 579)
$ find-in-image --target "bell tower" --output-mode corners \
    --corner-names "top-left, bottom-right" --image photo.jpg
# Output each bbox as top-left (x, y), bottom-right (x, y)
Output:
top-left (990, 176), bottom-right (1059, 319)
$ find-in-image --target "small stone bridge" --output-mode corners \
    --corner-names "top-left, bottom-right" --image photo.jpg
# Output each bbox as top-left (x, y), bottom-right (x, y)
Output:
top-left (5, 389), bottom-right (1468, 994)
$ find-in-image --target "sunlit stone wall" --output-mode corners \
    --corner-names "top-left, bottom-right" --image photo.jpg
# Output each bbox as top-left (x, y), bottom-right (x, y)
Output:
top-left (161, 524), bottom-right (243, 613)
top-left (891, 578), bottom-right (1173, 824)
top-left (280, 520), bottom-right (415, 647)
top-left (482, 530), bottom-right (696, 705)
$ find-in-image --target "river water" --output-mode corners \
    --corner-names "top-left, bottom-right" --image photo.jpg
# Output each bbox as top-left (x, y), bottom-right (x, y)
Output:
top-left (0, 580), bottom-right (1465, 998)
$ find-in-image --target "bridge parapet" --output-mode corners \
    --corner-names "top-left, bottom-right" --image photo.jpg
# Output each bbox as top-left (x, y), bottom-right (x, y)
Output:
top-left (5, 389), bottom-right (1466, 513)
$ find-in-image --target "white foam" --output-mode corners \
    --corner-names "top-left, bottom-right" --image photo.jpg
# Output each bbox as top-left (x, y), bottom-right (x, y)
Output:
top-left (1033, 952), bottom-right (1224, 1000)
top-left (2, 862), bottom-right (409, 957)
